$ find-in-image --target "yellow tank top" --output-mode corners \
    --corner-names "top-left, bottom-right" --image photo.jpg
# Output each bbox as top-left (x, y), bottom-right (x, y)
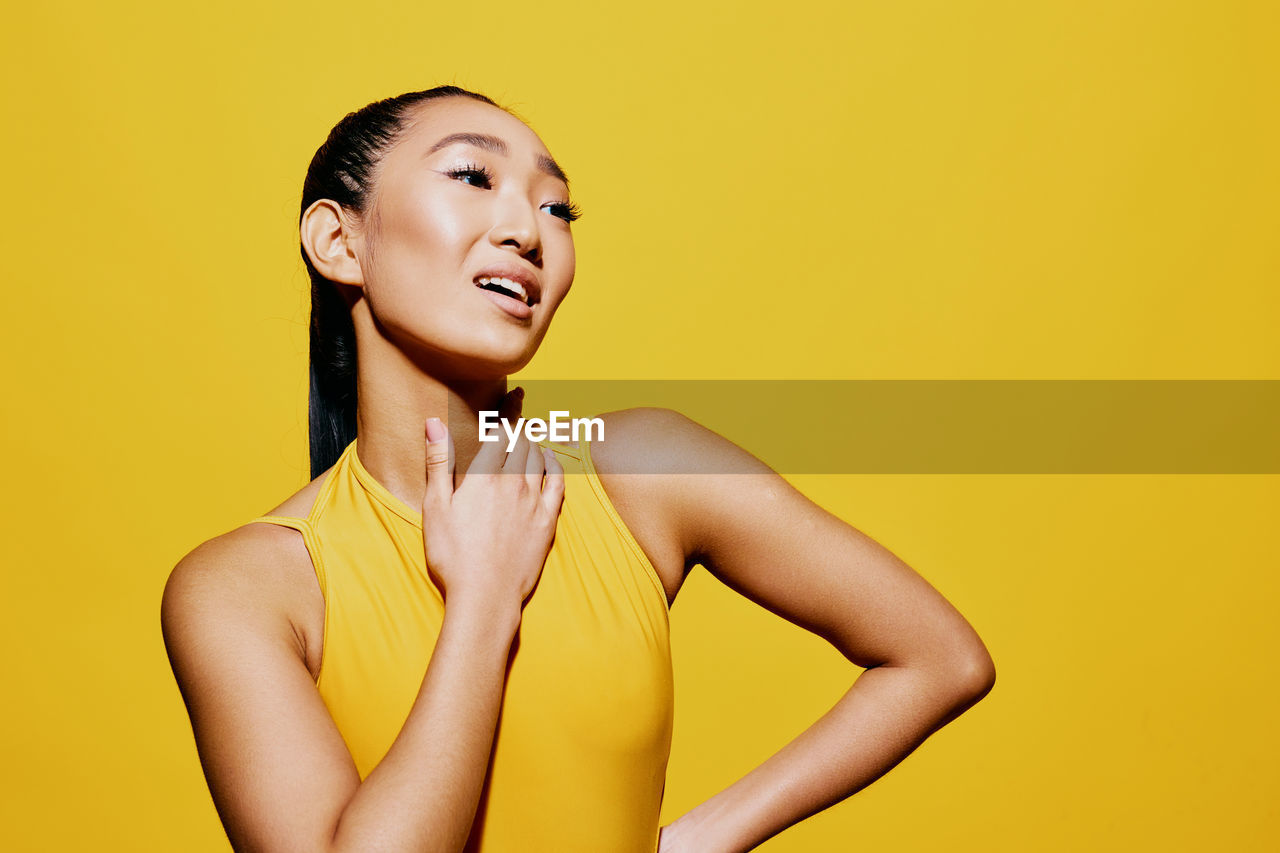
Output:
top-left (246, 436), bottom-right (673, 852)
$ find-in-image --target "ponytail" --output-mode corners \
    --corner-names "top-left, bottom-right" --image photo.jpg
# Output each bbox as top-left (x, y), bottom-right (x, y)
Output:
top-left (298, 86), bottom-right (500, 478)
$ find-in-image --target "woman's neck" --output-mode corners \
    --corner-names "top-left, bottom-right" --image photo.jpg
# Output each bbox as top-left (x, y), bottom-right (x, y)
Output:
top-left (351, 324), bottom-right (509, 514)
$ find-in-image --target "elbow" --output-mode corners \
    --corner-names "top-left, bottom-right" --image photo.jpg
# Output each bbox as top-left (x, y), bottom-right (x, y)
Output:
top-left (930, 613), bottom-right (996, 705)
top-left (950, 645), bottom-right (996, 705)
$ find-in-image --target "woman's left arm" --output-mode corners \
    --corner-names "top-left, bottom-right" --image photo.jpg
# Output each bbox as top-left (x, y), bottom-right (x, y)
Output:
top-left (592, 408), bottom-right (996, 853)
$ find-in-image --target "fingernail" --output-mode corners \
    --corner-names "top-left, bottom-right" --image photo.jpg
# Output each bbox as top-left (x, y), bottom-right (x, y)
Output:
top-left (426, 417), bottom-right (445, 442)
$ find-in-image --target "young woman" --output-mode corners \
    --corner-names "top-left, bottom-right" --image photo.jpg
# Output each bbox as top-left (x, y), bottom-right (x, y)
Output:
top-left (161, 85), bottom-right (995, 853)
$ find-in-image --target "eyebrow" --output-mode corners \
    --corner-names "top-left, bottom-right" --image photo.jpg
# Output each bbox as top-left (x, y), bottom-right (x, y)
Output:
top-left (426, 131), bottom-right (570, 187)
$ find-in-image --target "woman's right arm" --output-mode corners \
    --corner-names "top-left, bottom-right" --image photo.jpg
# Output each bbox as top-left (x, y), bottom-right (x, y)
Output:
top-left (161, 399), bottom-right (563, 853)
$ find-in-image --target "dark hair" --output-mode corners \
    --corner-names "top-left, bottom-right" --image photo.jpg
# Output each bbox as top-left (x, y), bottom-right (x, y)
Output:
top-left (300, 86), bottom-right (501, 479)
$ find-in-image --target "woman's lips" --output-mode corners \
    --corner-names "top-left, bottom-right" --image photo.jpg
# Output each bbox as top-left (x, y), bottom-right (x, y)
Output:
top-left (479, 285), bottom-right (534, 320)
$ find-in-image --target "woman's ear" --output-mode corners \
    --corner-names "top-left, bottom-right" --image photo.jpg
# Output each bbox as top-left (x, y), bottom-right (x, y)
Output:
top-left (300, 199), bottom-right (366, 287)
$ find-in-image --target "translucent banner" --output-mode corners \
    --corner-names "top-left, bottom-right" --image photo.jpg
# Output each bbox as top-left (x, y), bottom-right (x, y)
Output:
top-left (508, 380), bottom-right (1280, 474)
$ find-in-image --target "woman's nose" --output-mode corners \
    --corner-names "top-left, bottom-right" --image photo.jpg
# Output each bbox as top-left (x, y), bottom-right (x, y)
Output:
top-left (490, 198), bottom-right (542, 264)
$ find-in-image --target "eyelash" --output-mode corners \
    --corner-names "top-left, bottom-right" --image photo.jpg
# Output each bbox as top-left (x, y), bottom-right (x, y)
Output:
top-left (444, 162), bottom-right (583, 223)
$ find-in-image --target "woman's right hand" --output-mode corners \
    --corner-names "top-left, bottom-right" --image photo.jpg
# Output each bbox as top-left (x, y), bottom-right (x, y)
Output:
top-left (420, 387), bottom-right (566, 611)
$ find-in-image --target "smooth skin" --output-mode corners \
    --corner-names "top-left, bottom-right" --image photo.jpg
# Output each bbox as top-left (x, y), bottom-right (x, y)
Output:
top-left (161, 96), bottom-right (995, 853)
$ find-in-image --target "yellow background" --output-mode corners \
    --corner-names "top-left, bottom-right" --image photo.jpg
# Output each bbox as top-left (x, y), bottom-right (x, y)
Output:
top-left (3, 1), bottom-right (1277, 850)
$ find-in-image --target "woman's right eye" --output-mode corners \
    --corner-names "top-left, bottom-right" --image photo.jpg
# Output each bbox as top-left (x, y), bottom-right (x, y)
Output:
top-left (445, 164), bottom-right (493, 189)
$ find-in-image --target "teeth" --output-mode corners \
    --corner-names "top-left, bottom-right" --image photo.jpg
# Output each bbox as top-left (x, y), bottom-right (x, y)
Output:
top-left (477, 276), bottom-right (529, 302)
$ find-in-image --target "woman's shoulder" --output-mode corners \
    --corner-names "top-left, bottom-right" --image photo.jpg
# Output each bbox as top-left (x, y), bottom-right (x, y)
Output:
top-left (581, 407), bottom-right (738, 603)
top-left (585, 407), bottom-right (785, 597)
top-left (257, 459), bottom-right (337, 520)
top-left (220, 460), bottom-right (339, 576)
top-left (161, 467), bottom-right (336, 680)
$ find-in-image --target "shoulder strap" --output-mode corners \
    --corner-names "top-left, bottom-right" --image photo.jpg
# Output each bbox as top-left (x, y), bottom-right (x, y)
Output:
top-left (246, 514), bottom-right (310, 533)
top-left (244, 516), bottom-right (328, 598)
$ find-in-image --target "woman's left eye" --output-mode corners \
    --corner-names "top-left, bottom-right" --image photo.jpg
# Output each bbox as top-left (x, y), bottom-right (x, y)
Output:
top-left (542, 201), bottom-right (583, 223)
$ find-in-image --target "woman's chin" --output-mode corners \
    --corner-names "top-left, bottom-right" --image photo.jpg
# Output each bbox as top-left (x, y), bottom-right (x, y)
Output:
top-left (428, 345), bottom-right (537, 382)
top-left (387, 324), bottom-right (537, 379)
top-left (462, 330), bottom-right (546, 375)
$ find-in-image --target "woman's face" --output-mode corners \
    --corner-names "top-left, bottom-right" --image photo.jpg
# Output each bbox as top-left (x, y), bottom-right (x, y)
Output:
top-left (353, 97), bottom-right (578, 379)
